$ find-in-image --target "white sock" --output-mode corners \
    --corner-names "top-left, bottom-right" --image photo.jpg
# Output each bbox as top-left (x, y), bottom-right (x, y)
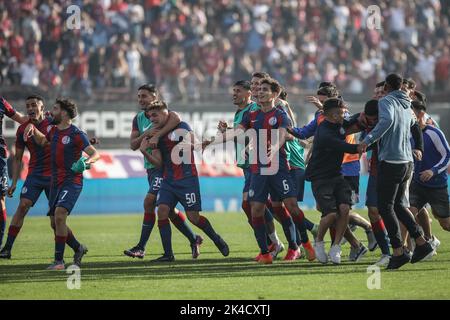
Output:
top-left (269, 231), bottom-right (280, 245)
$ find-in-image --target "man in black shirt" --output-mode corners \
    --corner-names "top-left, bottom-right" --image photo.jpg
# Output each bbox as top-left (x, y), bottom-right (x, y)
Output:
top-left (305, 98), bottom-right (362, 264)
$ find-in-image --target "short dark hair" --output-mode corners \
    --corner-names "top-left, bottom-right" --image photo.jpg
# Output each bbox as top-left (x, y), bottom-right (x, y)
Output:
top-left (318, 81), bottom-right (336, 89)
top-left (26, 94), bottom-right (44, 102)
top-left (364, 99), bottom-right (379, 116)
top-left (414, 90), bottom-right (427, 105)
top-left (233, 80), bottom-right (251, 91)
top-left (375, 81), bottom-right (385, 88)
top-left (317, 86), bottom-right (338, 98)
top-left (385, 73), bottom-right (403, 90)
top-left (251, 71), bottom-right (270, 79)
top-left (412, 100), bottom-right (426, 112)
top-left (279, 88), bottom-right (288, 101)
top-left (138, 83), bottom-right (158, 94)
top-left (323, 98), bottom-right (346, 115)
top-left (146, 100), bottom-right (168, 111)
top-left (405, 78), bottom-right (416, 89)
top-left (260, 78), bottom-right (281, 94)
top-left (56, 98), bottom-right (77, 119)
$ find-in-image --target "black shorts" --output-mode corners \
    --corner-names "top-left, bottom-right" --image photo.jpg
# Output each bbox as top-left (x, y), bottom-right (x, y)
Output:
top-left (344, 175), bottom-right (360, 204)
top-left (409, 180), bottom-right (449, 219)
top-left (311, 176), bottom-right (353, 217)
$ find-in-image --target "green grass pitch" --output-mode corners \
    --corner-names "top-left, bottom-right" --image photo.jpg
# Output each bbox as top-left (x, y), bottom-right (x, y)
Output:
top-left (1, 211), bottom-right (449, 299)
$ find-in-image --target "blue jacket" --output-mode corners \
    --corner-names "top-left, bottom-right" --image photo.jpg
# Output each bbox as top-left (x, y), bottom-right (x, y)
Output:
top-left (412, 125), bottom-right (450, 188)
top-left (363, 90), bottom-right (415, 163)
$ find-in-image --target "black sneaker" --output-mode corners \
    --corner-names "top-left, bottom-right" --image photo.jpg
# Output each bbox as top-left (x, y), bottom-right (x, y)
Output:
top-left (124, 245), bottom-right (145, 259)
top-left (386, 252), bottom-right (411, 270)
top-left (191, 235), bottom-right (203, 259)
top-left (152, 254), bottom-right (175, 262)
top-left (0, 248), bottom-right (11, 259)
top-left (411, 242), bottom-right (434, 264)
top-left (214, 235), bottom-right (229, 257)
top-left (73, 244), bottom-right (88, 266)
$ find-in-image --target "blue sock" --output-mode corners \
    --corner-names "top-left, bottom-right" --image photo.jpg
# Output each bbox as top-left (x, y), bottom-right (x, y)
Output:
top-left (293, 214), bottom-right (309, 244)
top-left (295, 228), bottom-right (302, 246)
top-left (304, 218), bottom-right (315, 231)
top-left (252, 216), bottom-right (268, 254)
top-left (55, 236), bottom-right (66, 261)
top-left (280, 216), bottom-right (298, 250)
top-left (264, 207), bottom-right (274, 244)
top-left (170, 211), bottom-right (196, 243)
top-left (158, 219), bottom-right (173, 256)
top-left (195, 216), bottom-right (219, 243)
top-left (138, 211), bottom-right (156, 249)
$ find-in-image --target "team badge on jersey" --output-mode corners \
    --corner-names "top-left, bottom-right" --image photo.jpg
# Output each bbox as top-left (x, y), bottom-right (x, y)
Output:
top-left (268, 117), bottom-right (277, 126)
top-left (62, 136), bottom-right (71, 144)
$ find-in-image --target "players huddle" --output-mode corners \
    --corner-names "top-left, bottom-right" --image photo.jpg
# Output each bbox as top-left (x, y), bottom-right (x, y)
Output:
top-left (0, 71), bottom-right (449, 271)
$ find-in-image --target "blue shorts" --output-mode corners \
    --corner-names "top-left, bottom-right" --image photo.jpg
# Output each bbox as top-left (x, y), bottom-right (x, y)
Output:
top-left (147, 168), bottom-right (163, 195)
top-left (20, 175), bottom-right (51, 206)
top-left (47, 183), bottom-right (83, 216)
top-left (157, 176), bottom-right (202, 212)
top-left (242, 168), bottom-right (252, 193)
top-left (249, 171), bottom-right (297, 203)
top-left (0, 157), bottom-right (8, 195)
top-left (365, 175), bottom-right (378, 208)
top-left (290, 168), bottom-right (305, 202)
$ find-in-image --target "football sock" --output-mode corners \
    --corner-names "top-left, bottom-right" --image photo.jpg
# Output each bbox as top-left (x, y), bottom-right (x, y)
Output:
top-left (194, 215), bottom-right (219, 243)
top-left (158, 219), bottom-right (173, 256)
top-left (3, 225), bottom-right (21, 251)
top-left (170, 211), bottom-right (196, 243)
top-left (371, 219), bottom-right (391, 255)
top-left (290, 209), bottom-right (310, 244)
top-left (138, 211), bottom-right (156, 249)
top-left (55, 236), bottom-right (67, 261)
top-left (0, 208), bottom-right (6, 248)
top-left (66, 230), bottom-right (81, 252)
top-left (273, 206), bottom-right (297, 250)
top-left (268, 231), bottom-right (280, 245)
top-left (252, 216), bottom-right (268, 254)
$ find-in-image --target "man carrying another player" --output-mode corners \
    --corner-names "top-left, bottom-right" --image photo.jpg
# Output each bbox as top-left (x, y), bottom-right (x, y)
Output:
top-left (124, 84), bottom-right (202, 260)
top-left (23, 98), bottom-right (100, 270)
top-left (140, 100), bottom-right (229, 261)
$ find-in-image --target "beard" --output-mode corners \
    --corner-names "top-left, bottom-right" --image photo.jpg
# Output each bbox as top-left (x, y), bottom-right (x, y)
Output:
top-left (51, 116), bottom-right (61, 125)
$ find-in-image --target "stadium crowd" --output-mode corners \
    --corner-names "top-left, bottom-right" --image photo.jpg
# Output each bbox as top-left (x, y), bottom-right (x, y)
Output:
top-left (0, 0), bottom-right (450, 102)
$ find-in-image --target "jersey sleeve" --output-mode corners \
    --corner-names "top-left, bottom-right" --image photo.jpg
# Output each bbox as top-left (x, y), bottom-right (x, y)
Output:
top-left (178, 121), bottom-right (192, 132)
top-left (77, 131), bottom-right (91, 150)
top-left (278, 110), bottom-right (289, 128)
top-left (15, 126), bottom-right (25, 150)
top-left (1, 97), bottom-right (17, 118)
top-left (240, 111), bottom-right (251, 129)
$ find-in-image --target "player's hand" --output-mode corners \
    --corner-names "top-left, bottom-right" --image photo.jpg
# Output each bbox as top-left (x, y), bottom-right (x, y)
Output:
top-left (201, 138), bottom-right (214, 152)
top-left (217, 121), bottom-right (228, 133)
top-left (23, 124), bottom-right (35, 142)
top-left (140, 137), bottom-right (152, 152)
top-left (419, 170), bottom-right (434, 182)
top-left (145, 127), bottom-right (159, 138)
top-left (306, 96), bottom-right (323, 109)
top-left (413, 149), bottom-right (423, 161)
top-left (357, 142), bottom-right (368, 155)
top-left (147, 135), bottom-right (159, 149)
top-left (7, 184), bottom-right (16, 198)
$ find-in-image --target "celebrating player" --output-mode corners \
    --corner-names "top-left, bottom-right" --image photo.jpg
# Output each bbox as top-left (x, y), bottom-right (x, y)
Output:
top-left (23, 98), bottom-right (100, 270)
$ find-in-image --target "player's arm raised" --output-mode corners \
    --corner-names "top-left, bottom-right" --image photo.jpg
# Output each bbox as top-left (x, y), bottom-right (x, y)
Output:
top-left (10, 111), bottom-right (29, 125)
top-left (140, 138), bottom-right (162, 168)
top-left (7, 146), bottom-right (24, 197)
top-left (146, 111), bottom-right (181, 149)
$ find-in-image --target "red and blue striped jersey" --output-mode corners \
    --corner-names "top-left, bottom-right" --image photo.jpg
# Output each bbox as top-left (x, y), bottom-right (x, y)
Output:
top-left (16, 117), bottom-right (53, 177)
top-left (158, 121), bottom-right (198, 180)
top-left (0, 97), bottom-right (17, 158)
top-left (45, 125), bottom-right (90, 187)
top-left (240, 107), bottom-right (291, 174)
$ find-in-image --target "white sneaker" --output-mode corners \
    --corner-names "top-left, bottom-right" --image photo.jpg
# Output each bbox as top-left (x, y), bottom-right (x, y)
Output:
top-left (329, 244), bottom-right (342, 264)
top-left (270, 242), bottom-right (285, 259)
top-left (314, 241), bottom-right (328, 264)
top-left (374, 254), bottom-right (391, 267)
top-left (430, 235), bottom-right (441, 251)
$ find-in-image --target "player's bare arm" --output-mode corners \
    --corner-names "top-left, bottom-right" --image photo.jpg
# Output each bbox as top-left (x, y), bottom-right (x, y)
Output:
top-left (6, 147), bottom-right (24, 198)
top-left (140, 138), bottom-right (162, 168)
top-left (83, 145), bottom-right (100, 165)
top-left (23, 124), bottom-right (49, 147)
top-left (10, 111), bottom-right (29, 124)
